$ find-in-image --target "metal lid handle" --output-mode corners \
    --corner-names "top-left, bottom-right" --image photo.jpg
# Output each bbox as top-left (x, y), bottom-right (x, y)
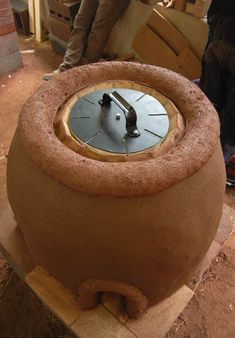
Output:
top-left (99, 91), bottom-right (141, 138)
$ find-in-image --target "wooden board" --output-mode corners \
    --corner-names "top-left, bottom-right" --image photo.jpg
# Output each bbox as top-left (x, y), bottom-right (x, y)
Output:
top-left (133, 25), bottom-right (177, 70)
top-left (178, 46), bottom-right (201, 79)
top-left (101, 292), bottom-right (129, 323)
top-left (174, 0), bottom-right (187, 11)
top-left (185, 0), bottom-right (211, 18)
top-left (133, 24), bottom-right (201, 80)
top-left (34, 0), bottom-right (42, 42)
top-left (26, 266), bottom-right (82, 327)
top-left (28, 0), bottom-right (35, 34)
top-left (147, 9), bottom-right (189, 55)
top-left (126, 286), bottom-right (194, 338)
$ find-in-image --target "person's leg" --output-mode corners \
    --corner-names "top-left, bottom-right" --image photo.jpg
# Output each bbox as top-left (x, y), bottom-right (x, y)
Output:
top-left (199, 42), bottom-right (225, 112)
top-left (201, 41), bottom-right (235, 164)
top-left (59, 0), bottom-right (99, 71)
top-left (80, 0), bottom-right (131, 65)
top-left (198, 41), bottom-right (235, 164)
top-left (224, 67), bottom-right (235, 183)
top-left (220, 47), bottom-right (235, 151)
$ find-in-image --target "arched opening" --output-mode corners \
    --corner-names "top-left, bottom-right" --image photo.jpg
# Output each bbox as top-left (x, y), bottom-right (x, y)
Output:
top-left (78, 279), bottom-right (148, 319)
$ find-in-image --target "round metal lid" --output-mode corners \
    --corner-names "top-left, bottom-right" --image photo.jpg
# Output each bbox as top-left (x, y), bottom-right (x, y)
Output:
top-left (68, 88), bottom-right (170, 154)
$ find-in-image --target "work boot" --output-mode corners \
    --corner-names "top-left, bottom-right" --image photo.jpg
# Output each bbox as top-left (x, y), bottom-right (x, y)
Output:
top-left (223, 143), bottom-right (235, 165)
top-left (42, 69), bottom-right (61, 81)
top-left (226, 155), bottom-right (235, 188)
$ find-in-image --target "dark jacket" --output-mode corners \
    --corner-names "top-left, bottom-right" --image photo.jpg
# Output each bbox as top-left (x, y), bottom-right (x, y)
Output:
top-left (207, 0), bottom-right (235, 44)
top-left (208, 0), bottom-right (235, 22)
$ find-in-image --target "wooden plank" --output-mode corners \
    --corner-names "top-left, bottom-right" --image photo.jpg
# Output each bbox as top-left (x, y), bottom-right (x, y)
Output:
top-left (101, 292), bottom-right (129, 323)
top-left (147, 9), bottom-right (190, 55)
top-left (28, 0), bottom-right (35, 34)
top-left (72, 305), bottom-right (135, 338)
top-left (133, 25), bottom-right (177, 70)
top-left (126, 286), bottom-right (194, 338)
top-left (133, 25), bottom-right (201, 80)
top-left (0, 205), bottom-right (35, 278)
top-left (25, 266), bottom-right (82, 327)
top-left (24, 269), bottom-right (194, 338)
top-left (174, 0), bottom-right (187, 11)
top-left (185, 0), bottom-right (211, 18)
top-left (34, 0), bottom-right (42, 42)
top-left (177, 45), bottom-right (201, 79)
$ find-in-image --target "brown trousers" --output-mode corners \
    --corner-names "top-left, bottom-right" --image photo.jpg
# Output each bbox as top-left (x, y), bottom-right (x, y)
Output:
top-left (59, 0), bottom-right (131, 70)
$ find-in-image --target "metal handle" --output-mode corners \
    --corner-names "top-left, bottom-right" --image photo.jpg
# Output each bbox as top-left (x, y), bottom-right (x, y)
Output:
top-left (99, 91), bottom-right (141, 138)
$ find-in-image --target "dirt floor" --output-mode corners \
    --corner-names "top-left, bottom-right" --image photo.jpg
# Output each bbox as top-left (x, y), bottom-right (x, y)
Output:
top-left (0, 34), bottom-right (235, 338)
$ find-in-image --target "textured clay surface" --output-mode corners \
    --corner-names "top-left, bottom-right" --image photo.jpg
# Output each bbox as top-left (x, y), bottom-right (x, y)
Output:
top-left (1, 38), bottom-right (234, 334)
top-left (7, 62), bottom-right (225, 316)
top-left (17, 62), bottom-right (220, 197)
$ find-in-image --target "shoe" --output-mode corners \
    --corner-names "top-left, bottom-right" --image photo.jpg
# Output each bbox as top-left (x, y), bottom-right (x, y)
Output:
top-left (42, 69), bottom-right (61, 81)
top-left (223, 143), bottom-right (235, 165)
top-left (226, 155), bottom-right (235, 188)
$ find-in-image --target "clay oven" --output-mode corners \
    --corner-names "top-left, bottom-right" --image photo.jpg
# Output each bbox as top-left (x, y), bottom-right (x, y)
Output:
top-left (7, 62), bottom-right (225, 318)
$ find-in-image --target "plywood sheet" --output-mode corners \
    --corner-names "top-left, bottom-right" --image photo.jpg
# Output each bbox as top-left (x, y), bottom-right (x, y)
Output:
top-left (72, 305), bottom-right (135, 338)
top-left (178, 46), bottom-right (201, 79)
top-left (126, 286), bottom-right (194, 338)
top-left (28, 0), bottom-right (35, 34)
top-left (147, 9), bottom-right (189, 54)
top-left (25, 266), bottom-right (82, 326)
top-left (133, 25), bottom-right (201, 79)
top-left (133, 24), bottom-right (177, 70)
top-left (101, 292), bottom-right (129, 323)
top-left (185, 0), bottom-right (211, 18)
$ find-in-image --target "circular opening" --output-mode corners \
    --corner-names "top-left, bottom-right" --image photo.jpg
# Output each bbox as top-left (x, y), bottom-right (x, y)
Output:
top-left (55, 80), bottom-right (185, 162)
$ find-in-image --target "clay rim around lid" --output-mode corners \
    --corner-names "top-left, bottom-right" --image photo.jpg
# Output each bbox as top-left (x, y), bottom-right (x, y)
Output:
top-left (17, 62), bottom-right (220, 197)
top-left (55, 80), bottom-right (185, 162)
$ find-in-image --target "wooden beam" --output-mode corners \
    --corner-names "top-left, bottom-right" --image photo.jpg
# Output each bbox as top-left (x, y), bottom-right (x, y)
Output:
top-left (34, 0), bottom-right (42, 42)
top-left (28, 0), bottom-right (35, 34)
top-left (26, 266), bottom-right (82, 327)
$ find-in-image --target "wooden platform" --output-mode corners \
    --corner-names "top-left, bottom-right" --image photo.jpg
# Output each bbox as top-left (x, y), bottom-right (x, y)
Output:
top-left (0, 204), bottom-right (196, 337)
